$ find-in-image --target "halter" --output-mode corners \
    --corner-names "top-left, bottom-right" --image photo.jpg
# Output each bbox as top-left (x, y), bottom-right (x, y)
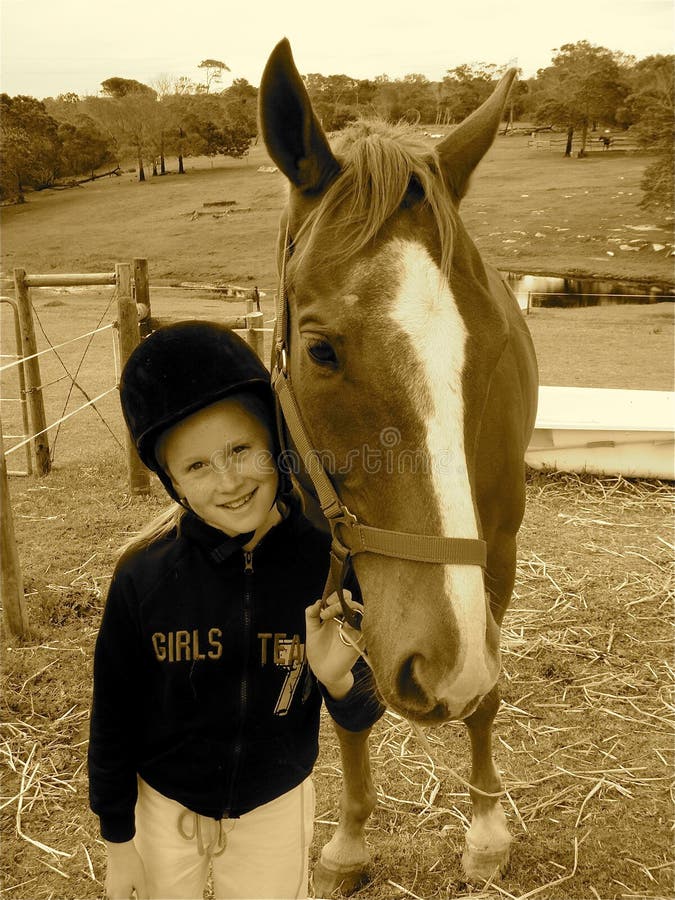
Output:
top-left (270, 224), bottom-right (487, 630)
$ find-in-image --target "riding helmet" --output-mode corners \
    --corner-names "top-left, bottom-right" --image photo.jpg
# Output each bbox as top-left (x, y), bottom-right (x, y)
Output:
top-left (120, 320), bottom-right (279, 499)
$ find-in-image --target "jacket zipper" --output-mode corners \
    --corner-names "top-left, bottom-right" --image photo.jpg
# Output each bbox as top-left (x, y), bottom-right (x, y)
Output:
top-left (224, 548), bottom-right (254, 815)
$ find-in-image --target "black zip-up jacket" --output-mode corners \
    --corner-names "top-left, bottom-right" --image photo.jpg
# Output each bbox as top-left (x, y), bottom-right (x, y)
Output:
top-left (88, 502), bottom-right (384, 843)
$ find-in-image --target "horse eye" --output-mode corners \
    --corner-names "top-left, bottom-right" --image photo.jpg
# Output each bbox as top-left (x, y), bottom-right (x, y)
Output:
top-left (401, 174), bottom-right (425, 209)
top-left (306, 339), bottom-right (338, 366)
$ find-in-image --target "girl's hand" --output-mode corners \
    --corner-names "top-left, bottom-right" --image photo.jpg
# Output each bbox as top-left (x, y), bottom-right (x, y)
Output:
top-left (305, 592), bottom-right (365, 700)
top-left (104, 840), bottom-right (148, 899)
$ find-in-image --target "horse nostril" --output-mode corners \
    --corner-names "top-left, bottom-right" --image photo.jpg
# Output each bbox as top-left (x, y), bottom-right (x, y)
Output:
top-left (396, 654), bottom-right (432, 711)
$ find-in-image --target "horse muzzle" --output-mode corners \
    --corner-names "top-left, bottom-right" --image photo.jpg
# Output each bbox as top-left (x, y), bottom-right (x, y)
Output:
top-left (385, 646), bottom-right (500, 723)
top-left (360, 569), bottom-right (502, 723)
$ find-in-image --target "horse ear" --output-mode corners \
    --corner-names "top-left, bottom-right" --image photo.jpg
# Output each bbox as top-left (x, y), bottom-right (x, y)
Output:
top-left (436, 68), bottom-right (517, 201)
top-left (259, 38), bottom-right (340, 195)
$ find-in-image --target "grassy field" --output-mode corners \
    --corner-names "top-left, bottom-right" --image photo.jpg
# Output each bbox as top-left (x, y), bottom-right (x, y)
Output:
top-left (1, 135), bottom-right (674, 289)
top-left (1, 132), bottom-right (674, 900)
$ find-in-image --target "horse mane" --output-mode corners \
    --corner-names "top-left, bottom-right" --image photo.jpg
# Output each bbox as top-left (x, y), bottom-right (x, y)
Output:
top-left (291, 119), bottom-right (458, 278)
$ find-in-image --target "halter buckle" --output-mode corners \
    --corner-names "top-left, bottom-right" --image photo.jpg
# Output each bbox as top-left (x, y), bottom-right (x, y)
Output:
top-left (334, 505), bottom-right (358, 529)
top-left (329, 505), bottom-right (359, 554)
top-left (274, 343), bottom-right (288, 376)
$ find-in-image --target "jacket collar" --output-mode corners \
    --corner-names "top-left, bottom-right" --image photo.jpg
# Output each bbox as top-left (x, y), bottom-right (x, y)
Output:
top-left (180, 498), bottom-right (298, 565)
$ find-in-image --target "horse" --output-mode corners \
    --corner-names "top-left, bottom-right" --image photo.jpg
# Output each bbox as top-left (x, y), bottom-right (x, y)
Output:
top-left (259, 39), bottom-right (539, 894)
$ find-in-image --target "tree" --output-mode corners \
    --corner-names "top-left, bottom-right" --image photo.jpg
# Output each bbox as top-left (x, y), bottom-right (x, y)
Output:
top-left (304, 73), bottom-right (359, 130)
top-left (98, 78), bottom-right (158, 180)
top-left (221, 78), bottom-right (258, 137)
top-left (441, 63), bottom-right (500, 123)
top-left (160, 90), bottom-right (250, 171)
top-left (396, 74), bottom-right (437, 124)
top-left (625, 54), bottom-right (675, 211)
top-left (501, 77), bottom-right (528, 132)
top-left (370, 74), bottom-right (399, 121)
top-left (161, 92), bottom-right (192, 173)
top-left (57, 92), bottom-right (80, 106)
top-left (56, 115), bottom-right (115, 178)
top-left (0, 94), bottom-right (61, 199)
top-left (150, 74), bottom-right (174, 99)
top-left (184, 93), bottom-right (250, 160)
top-left (532, 41), bottom-right (629, 156)
top-left (197, 59), bottom-right (230, 94)
top-left (354, 78), bottom-right (378, 112)
top-left (370, 73), bottom-right (437, 124)
top-left (148, 76), bottom-right (200, 172)
top-left (0, 120), bottom-right (31, 201)
top-left (101, 77), bottom-right (156, 99)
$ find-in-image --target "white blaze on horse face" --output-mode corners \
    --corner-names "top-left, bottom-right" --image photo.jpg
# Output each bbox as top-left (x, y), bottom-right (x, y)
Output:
top-left (389, 240), bottom-right (498, 710)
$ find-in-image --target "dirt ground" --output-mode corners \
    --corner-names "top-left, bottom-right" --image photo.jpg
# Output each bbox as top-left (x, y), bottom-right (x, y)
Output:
top-left (1, 466), bottom-right (672, 900)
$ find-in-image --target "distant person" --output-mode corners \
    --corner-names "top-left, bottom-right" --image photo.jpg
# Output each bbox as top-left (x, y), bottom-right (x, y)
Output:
top-left (88, 321), bottom-right (383, 900)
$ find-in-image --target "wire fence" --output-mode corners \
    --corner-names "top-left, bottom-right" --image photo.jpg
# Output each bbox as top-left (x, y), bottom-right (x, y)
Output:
top-left (1, 295), bottom-right (122, 473)
top-left (0, 322), bottom-right (116, 375)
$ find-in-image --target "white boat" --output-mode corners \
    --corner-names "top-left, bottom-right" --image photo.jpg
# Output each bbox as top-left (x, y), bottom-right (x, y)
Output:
top-left (525, 386), bottom-right (675, 480)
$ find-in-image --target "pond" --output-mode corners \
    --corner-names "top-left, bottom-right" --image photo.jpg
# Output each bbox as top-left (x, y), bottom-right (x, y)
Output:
top-left (504, 273), bottom-right (675, 310)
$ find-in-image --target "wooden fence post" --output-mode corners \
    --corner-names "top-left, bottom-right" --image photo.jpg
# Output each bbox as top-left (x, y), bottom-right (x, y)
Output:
top-left (245, 295), bottom-right (265, 362)
top-left (116, 263), bottom-right (151, 495)
top-left (133, 258), bottom-right (152, 337)
top-left (0, 297), bottom-right (33, 476)
top-left (0, 415), bottom-right (29, 637)
top-left (14, 268), bottom-right (51, 475)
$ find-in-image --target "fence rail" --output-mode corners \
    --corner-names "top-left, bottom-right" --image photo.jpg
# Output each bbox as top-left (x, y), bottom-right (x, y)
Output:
top-left (527, 135), bottom-right (639, 152)
top-left (23, 273), bottom-right (117, 288)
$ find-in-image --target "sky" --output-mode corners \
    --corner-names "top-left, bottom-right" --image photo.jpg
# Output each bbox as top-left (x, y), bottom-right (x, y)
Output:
top-left (1, 0), bottom-right (673, 99)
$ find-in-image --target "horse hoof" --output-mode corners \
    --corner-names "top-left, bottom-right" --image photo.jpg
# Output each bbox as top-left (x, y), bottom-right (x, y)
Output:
top-left (461, 840), bottom-right (511, 883)
top-left (313, 858), bottom-right (370, 896)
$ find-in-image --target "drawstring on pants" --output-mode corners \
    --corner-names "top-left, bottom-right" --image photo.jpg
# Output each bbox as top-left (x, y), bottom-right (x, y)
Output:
top-left (178, 809), bottom-right (228, 857)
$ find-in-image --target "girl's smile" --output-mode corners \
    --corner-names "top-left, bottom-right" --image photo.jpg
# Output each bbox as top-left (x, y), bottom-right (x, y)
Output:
top-left (159, 398), bottom-right (280, 539)
top-left (218, 486), bottom-right (257, 511)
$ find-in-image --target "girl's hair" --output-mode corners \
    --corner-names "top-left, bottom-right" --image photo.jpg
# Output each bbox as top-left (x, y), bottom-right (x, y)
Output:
top-left (118, 502), bottom-right (185, 557)
top-left (118, 390), bottom-right (283, 558)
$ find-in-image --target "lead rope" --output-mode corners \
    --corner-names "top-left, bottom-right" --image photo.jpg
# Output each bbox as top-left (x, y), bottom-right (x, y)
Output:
top-left (336, 621), bottom-right (507, 801)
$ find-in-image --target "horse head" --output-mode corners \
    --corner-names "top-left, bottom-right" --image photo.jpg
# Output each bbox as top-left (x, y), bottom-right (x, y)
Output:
top-left (259, 39), bottom-right (535, 724)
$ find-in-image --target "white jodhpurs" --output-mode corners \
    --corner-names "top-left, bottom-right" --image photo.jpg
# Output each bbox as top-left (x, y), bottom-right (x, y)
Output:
top-left (133, 776), bottom-right (315, 899)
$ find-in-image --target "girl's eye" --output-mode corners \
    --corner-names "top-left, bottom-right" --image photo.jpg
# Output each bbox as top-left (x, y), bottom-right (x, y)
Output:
top-left (188, 460), bottom-right (206, 472)
top-left (232, 445), bottom-right (249, 455)
top-left (306, 339), bottom-right (338, 367)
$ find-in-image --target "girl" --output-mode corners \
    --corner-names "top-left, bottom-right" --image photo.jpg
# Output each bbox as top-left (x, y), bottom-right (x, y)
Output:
top-left (88, 321), bottom-right (382, 900)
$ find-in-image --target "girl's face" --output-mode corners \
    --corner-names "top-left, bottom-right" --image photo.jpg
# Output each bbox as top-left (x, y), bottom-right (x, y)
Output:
top-left (161, 398), bottom-right (279, 536)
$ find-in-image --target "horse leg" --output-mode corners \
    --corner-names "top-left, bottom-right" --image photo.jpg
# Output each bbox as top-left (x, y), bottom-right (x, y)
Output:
top-left (313, 723), bottom-right (375, 896)
top-left (461, 686), bottom-right (512, 881)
